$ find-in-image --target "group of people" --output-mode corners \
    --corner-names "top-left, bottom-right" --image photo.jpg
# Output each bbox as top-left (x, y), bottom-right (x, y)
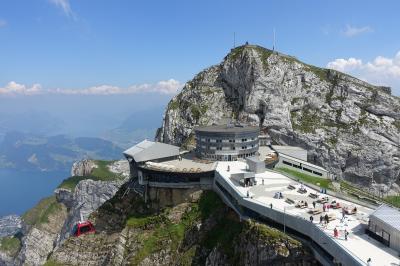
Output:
top-left (319, 213), bottom-right (331, 225)
top-left (333, 227), bottom-right (349, 240)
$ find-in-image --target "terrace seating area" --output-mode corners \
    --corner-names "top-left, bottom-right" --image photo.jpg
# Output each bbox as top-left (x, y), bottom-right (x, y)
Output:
top-left (218, 161), bottom-right (400, 265)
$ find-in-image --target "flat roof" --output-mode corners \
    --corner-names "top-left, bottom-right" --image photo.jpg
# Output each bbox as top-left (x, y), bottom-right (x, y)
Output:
top-left (272, 145), bottom-right (307, 152)
top-left (141, 152), bottom-right (216, 173)
top-left (123, 140), bottom-right (180, 163)
top-left (195, 124), bottom-right (259, 134)
top-left (370, 205), bottom-right (400, 231)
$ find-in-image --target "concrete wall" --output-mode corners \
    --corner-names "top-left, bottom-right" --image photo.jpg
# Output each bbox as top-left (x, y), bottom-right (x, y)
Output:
top-left (213, 172), bottom-right (366, 266)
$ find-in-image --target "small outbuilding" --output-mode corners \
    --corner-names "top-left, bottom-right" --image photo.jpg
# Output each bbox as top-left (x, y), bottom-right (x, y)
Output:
top-left (367, 204), bottom-right (400, 252)
top-left (246, 156), bottom-right (265, 173)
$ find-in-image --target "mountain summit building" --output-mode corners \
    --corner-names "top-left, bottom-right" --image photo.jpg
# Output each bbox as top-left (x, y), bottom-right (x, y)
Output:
top-left (194, 124), bottom-right (260, 161)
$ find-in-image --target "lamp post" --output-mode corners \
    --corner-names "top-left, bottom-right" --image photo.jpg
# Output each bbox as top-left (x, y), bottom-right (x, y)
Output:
top-left (283, 206), bottom-right (286, 234)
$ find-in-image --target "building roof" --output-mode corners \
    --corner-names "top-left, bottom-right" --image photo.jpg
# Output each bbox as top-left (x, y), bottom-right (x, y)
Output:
top-left (246, 156), bottom-right (263, 164)
top-left (370, 204), bottom-right (400, 231)
top-left (123, 140), bottom-right (180, 163)
top-left (194, 124), bottom-right (259, 134)
top-left (272, 145), bottom-right (307, 152)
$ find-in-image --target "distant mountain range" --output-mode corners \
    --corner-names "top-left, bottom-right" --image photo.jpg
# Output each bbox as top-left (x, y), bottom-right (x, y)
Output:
top-left (0, 131), bottom-right (124, 171)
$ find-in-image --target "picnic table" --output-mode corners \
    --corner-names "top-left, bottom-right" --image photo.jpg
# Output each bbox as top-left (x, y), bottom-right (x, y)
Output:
top-left (327, 213), bottom-right (337, 221)
top-left (295, 201), bottom-right (308, 209)
top-left (297, 188), bottom-right (307, 194)
top-left (287, 184), bottom-right (296, 190)
top-left (317, 197), bottom-right (329, 204)
top-left (309, 208), bottom-right (322, 215)
top-left (285, 198), bottom-right (295, 204)
top-left (309, 193), bottom-right (318, 199)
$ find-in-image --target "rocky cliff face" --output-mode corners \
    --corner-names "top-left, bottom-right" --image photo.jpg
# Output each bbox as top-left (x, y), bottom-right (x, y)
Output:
top-left (48, 188), bottom-right (317, 266)
top-left (0, 159), bottom-right (129, 266)
top-left (157, 44), bottom-right (400, 187)
top-left (70, 159), bottom-right (96, 176)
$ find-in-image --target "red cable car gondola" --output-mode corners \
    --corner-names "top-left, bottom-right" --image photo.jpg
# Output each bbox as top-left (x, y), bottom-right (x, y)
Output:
top-left (72, 221), bottom-right (95, 237)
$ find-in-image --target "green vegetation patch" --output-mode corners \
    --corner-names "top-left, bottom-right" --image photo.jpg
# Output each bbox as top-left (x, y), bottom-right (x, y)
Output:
top-left (228, 46), bottom-right (245, 60)
top-left (58, 160), bottom-right (123, 191)
top-left (190, 104), bottom-right (208, 122)
top-left (22, 196), bottom-right (62, 227)
top-left (43, 259), bottom-right (65, 266)
top-left (128, 191), bottom-right (225, 265)
top-left (0, 236), bottom-right (21, 257)
top-left (168, 99), bottom-right (179, 110)
top-left (385, 196), bottom-right (400, 208)
top-left (276, 167), bottom-right (332, 189)
top-left (290, 108), bottom-right (322, 134)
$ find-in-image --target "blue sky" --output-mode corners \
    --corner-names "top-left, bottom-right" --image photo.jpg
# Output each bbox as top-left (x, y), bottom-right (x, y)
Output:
top-left (0, 0), bottom-right (399, 95)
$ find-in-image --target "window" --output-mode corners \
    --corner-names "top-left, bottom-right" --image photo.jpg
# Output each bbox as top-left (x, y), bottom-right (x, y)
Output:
top-left (231, 146), bottom-right (236, 150)
top-left (80, 225), bottom-right (92, 234)
top-left (283, 160), bottom-right (293, 166)
top-left (303, 167), bottom-right (313, 173)
top-left (312, 171), bottom-right (323, 176)
top-left (206, 138), bottom-right (210, 142)
top-left (229, 139), bottom-right (235, 143)
top-left (216, 139), bottom-right (222, 143)
top-left (242, 138), bottom-right (247, 142)
top-left (216, 146), bottom-right (222, 150)
top-left (242, 146), bottom-right (247, 149)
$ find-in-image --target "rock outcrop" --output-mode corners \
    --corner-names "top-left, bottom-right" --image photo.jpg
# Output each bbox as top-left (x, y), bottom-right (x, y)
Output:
top-left (15, 202), bottom-right (67, 266)
top-left (157, 44), bottom-right (400, 188)
top-left (48, 188), bottom-right (317, 265)
top-left (70, 159), bottom-right (96, 177)
top-left (1, 159), bottom-right (130, 266)
top-left (56, 179), bottom-right (125, 245)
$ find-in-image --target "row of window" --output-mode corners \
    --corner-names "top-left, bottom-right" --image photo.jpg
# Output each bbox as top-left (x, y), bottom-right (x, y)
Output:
top-left (200, 137), bottom-right (257, 143)
top-left (282, 160), bottom-right (323, 176)
top-left (200, 144), bottom-right (257, 151)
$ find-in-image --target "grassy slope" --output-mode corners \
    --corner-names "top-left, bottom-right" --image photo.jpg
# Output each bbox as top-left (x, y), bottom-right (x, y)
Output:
top-left (22, 196), bottom-right (61, 228)
top-left (57, 160), bottom-right (123, 191)
top-left (127, 191), bottom-right (301, 265)
top-left (276, 167), bottom-right (332, 189)
top-left (0, 236), bottom-right (21, 257)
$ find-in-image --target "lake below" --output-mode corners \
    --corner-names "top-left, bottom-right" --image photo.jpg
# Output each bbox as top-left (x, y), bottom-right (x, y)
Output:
top-left (0, 168), bottom-right (70, 217)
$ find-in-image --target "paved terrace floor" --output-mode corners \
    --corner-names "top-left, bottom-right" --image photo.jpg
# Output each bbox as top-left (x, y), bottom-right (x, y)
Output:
top-left (217, 161), bottom-right (400, 266)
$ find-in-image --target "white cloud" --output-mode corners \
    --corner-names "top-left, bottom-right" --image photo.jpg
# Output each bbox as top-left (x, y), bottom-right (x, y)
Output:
top-left (0, 81), bottom-right (42, 95)
top-left (49, 0), bottom-right (75, 19)
top-left (0, 79), bottom-right (183, 96)
top-left (326, 58), bottom-right (363, 72)
top-left (0, 19), bottom-right (7, 28)
top-left (342, 24), bottom-right (373, 37)
top-left (326, 51), bottom-right (400, 94)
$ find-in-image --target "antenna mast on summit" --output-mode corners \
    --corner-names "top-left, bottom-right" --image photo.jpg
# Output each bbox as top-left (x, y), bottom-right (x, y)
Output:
top-left (233, 32), bottom-right (236, 48)
top-left (273, 28), bottom-right (276, 51)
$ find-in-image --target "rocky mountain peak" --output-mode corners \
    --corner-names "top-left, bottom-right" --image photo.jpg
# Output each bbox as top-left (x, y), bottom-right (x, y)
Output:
top-left (157, 44), bottom-right (400, 187)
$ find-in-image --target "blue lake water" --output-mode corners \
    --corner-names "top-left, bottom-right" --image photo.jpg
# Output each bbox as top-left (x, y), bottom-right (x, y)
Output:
top-left (0, 169), bottom-right (69, 217)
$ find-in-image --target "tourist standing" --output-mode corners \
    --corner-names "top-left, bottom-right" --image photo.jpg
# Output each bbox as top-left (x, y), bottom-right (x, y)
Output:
top-left (345, 229), bottom-right (349, 241)
top-left (334, 227), bottom-right (338, 238)
top-left (312, 201), bottom-right (316, 209)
